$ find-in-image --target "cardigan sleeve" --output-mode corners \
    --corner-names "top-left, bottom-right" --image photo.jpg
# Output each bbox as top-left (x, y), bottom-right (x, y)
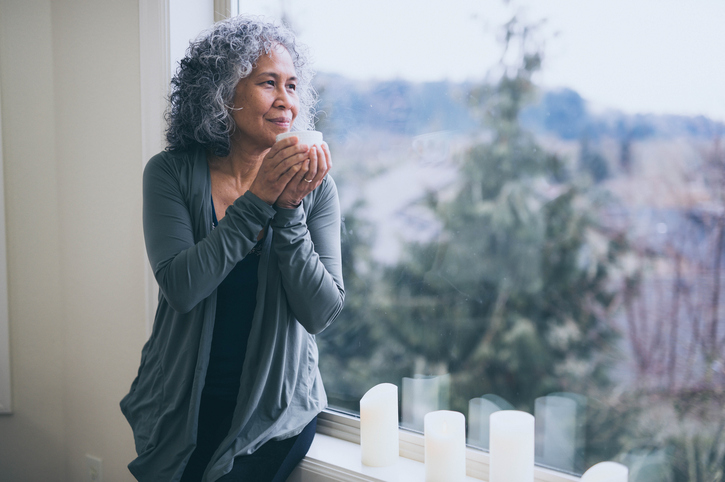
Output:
top-left (270, 175), bottom-right (345, 334)
top-left (143, 153), bottom-right (276, 313)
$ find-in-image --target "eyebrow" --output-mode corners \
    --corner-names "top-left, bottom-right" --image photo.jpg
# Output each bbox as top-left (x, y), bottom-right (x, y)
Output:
top-left (256, 72), bottom-right (298, 81)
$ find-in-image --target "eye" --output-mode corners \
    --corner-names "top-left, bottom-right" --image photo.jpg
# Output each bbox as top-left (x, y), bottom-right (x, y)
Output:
top-left (287, 83), bottom-right (297, 91)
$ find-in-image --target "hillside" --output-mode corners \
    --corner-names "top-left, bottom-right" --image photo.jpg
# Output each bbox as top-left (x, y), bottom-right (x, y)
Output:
top-left (314, 73), bottom-right (725, 265)
top-left (315, 73), bottom-right (725, 146)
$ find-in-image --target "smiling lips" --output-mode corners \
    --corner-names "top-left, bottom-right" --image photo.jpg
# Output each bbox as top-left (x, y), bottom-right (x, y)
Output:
top-left (268, 117), bottom-right (292, 129)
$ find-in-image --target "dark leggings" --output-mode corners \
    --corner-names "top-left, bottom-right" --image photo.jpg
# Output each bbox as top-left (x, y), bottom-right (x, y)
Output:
top-left (180, 394), bottom-right (317, 482)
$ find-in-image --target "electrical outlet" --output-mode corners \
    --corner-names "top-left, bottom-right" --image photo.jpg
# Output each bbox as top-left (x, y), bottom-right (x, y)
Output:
top-left (85, 454), bottom-right (103, 482)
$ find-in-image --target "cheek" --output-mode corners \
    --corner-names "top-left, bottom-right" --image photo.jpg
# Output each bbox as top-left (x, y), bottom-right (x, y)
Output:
top-left (232, 107), bottom-right (247, 125)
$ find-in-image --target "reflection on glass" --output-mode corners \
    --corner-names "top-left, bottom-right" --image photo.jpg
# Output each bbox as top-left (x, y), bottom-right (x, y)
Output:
top-left (401, 374), bottom-right (450, 432)
top-left (467, 394), bottom-right (514, 450)
top-left (534, 393), bottom-right (586, 473)
top-left (580, 461), bottom-right (628, 482)
top-left (623, 449), bottom-right (672, 482)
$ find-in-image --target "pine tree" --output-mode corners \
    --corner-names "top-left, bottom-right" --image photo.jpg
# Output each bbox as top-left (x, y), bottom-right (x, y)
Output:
top-left (378, 17), bottom-right (620, 414)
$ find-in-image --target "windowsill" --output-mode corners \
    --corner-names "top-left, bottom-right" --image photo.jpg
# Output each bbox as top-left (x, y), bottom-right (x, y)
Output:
top-left (291, 432), bottom-right (481, 482)
top-left (287, 410), bottom-right (581, 482)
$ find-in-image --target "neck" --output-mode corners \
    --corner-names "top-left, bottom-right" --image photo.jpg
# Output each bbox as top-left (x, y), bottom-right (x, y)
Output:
top-left (209, 142), bottom-right (270, 184)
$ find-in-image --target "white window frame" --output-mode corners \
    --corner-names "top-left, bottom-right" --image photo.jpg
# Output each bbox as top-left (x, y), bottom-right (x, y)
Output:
top-left (140, 0), bottom-right (218, 337)
top-left (139, 0), bottom-right (171, 337)
top-left (0, 79), bottom-right (12, 414)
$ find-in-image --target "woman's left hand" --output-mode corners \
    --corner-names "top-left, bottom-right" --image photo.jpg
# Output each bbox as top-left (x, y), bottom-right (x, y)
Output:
top-left (275, 142), bottom-right (332, 209)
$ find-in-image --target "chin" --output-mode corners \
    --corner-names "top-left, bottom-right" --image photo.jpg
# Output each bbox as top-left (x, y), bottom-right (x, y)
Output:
top-left (268, 129), bottom-right (286, 142)
top-left (264, 135), bottom-right (278, 148)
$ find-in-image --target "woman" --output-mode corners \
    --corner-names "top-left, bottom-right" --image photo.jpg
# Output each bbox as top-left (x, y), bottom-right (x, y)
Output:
top-left (121, 16), bottom-right (344, 482)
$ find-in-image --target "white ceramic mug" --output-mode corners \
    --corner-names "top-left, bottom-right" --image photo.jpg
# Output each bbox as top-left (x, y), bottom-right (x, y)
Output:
top-left (276, 130), bottom-right (323, 146)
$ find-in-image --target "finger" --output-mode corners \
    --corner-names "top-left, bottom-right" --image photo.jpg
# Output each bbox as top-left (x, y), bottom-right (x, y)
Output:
top-left (320, 144), bottom-right (332, 175)
top-left (311, 145), bottom-right (328, 184)
top-left (276, 141), bottom-right (309, 160)
top-left (262, 137), bottom-right (306, 172)
top-left (315, 143), bottom-right (331, 180)
top-left (278, 160), bottom-right (305, 186)
top-left (277, 135), bottom-right (304, 149)
top-left (272, 151), bottom-right (310, 181)
top-left (305, 145), bottom-right (319, 182)
top-left (293, 159), bottom-right (311, 185)
top-left (267, 142), bottom-right (307, 170)
top-left (267, 136), bottom-right (298, 160)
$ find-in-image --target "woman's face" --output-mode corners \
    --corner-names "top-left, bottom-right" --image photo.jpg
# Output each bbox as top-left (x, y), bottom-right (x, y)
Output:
top-left (230, 44), bottom-right (299, 153)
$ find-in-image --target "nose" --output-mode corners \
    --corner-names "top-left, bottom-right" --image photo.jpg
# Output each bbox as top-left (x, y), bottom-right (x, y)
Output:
top-left (273, 86), bottom-right (293, 109)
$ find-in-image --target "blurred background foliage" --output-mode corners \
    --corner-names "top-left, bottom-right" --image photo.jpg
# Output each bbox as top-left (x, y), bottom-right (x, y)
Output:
top-left (314, 14), bottom-right (725, 481)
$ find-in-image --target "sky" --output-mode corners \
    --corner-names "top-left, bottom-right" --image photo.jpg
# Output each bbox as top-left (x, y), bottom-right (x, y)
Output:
top-left (235, 0), bottom-right (725, 122)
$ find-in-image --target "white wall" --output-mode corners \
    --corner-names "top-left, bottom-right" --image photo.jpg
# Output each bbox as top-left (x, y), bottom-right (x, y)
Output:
top-left (170, 0), bottom-right (214, 77)
top-left (0, 0), bottom-right (148, 480)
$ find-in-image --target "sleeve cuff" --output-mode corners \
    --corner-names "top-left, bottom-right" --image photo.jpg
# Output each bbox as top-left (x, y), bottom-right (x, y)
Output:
top-left (235, 190), bottom-right (277, 221)
top-left (271, 202), bottom-right (306, 228)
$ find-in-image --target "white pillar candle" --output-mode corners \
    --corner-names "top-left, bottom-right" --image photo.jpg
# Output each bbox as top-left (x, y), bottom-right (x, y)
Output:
top-left (424, 410), bottom-right (466, 482)
top-left (360, 383), bottom-right (399, 467)
top-left (580, 461), bottom-right (628, 482)
top-left (489, 410), bottom-right (535, 482)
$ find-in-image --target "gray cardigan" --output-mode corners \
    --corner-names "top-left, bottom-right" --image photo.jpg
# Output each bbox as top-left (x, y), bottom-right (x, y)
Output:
top-left (120, 147), bottom-right (345, 481)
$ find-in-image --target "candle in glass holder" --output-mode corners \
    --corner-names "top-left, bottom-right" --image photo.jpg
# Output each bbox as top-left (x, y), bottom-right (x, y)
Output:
top-left (580, 461), bottom-right (628, 482)
top-left (424, 410), bottom-right (466, 482)
top-left (489, 410), bottom-right (535, 482)
top-left (360, 383), bottom-right (399, 467)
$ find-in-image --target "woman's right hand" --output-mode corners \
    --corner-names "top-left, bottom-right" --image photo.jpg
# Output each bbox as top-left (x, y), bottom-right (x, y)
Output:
top-left (249, 137), bottom-right (310, 205)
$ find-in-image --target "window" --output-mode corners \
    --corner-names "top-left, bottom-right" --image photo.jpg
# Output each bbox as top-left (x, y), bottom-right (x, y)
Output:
top-left (239, 1), bottom-right (725, 479)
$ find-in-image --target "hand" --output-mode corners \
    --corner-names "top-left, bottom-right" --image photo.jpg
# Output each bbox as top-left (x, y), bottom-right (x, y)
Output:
top-left (249, 137), bottom-right (311, 205)
top-left (275, 142), bottom-right (332, 209)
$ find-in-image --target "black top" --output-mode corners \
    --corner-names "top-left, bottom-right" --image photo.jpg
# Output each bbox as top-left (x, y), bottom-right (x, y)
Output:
top-left (203, 198), bottom-right (262, 401)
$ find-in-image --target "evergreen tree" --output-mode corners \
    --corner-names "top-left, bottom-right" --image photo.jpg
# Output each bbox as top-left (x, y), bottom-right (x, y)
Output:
top-left (378, 17), bottom-right (620, 414)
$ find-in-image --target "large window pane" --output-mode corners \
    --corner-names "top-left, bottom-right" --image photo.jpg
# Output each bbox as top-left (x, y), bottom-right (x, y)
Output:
top-left (237, 1), bottom-right (725, 479)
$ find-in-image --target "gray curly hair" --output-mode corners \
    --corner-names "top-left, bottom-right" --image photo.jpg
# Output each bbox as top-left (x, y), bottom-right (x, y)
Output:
top-left (165, 16), bottom-right (316, 156)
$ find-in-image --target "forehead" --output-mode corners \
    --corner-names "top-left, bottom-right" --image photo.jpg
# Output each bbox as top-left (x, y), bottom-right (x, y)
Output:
top-left (252, 44), bottom-right (296, 76)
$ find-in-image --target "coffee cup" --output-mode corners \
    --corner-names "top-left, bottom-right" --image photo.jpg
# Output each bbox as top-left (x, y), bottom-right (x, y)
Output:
top-left (276, 130), bottom-right (323, 147)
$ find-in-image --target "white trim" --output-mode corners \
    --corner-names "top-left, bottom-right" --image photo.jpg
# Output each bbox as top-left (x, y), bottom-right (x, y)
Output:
top-left (139, 0), bottom-right (228, 338)
top-left (139, 0), bottom-right (170, 337)
top-left (0, 77), bottom-right (11, 414)
top-left (138, 0), bottom-right (170, 166)
top-left (294, 454), bottom-right (388, 482)
top-left (213, 0), bottom-right (231, 22)
top-left (314, 411), bottom-right (580, 482)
